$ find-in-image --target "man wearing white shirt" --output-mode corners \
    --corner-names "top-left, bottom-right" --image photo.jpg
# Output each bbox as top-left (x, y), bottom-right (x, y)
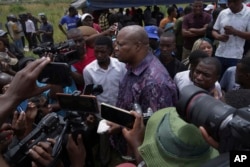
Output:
top-left (83, 36), bottom-right (127, 106)
top-left (212, 0), bottom-right (250, 75)
top-left (24, 14), bottom-right (37, 50)
top-left (83, 36), bottom-right (126, 166)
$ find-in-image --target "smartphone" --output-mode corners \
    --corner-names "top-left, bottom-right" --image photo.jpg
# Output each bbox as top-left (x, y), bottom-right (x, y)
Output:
top-left (38, 62), bottom-right (72, 86)
top-left (16, 100), bottom-right (28, 113)
top-left (57, 93), bottom-right (99, 113)
top-left (101, 103), bottom-right (135, 128)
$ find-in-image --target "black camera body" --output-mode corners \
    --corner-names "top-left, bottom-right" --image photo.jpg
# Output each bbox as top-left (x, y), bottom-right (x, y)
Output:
top-left (4, 87), bottom-right (103, 167)
top-left (176, 85), bottom-right (250, 153)
top-left (33, 39), bottom-right (80, 65)
top-left (4, 112), bottom-right (62, 166)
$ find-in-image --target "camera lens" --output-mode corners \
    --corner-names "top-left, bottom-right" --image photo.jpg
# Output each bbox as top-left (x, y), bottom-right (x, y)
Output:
top-left (176, 85), bottom-right (236, 141)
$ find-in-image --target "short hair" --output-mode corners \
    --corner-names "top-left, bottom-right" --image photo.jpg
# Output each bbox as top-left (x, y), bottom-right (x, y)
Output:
top-left (68, 6), bottom-right (76, 12)
top-left (224, 89), bottom-right (250, 109)
top-left (189, 50), bottom-right (209, 66)
top-left (94, 36), bottom-right (113, 52)
top-left (167, 6), bottom-right (176, 16)
top-left (199, 57), bottom-right (222, 76)
top-left (237, 56), bottom-right (250, 73)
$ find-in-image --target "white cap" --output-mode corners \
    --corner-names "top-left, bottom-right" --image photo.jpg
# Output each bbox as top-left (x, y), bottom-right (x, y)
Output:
top-left (81, 13), bottom-right (93, 21)
top-left (204, 4), bottom-right (214, 11)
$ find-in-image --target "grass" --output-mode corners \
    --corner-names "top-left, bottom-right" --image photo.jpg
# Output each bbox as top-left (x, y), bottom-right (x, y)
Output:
top-left (0, 2), bottom-right (188, 57)
top-left (0, 2), bottom-right (72, 43)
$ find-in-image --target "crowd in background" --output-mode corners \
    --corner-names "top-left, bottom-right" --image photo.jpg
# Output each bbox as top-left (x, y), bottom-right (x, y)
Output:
top-left (0, 0), bottom-right (250, 166)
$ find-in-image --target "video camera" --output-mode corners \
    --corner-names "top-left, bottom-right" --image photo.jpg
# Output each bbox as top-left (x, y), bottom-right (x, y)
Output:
top-left (33, 39), bottom-right (80, 65)
top-left (4, 85), bottom-right (103, 167)
top-left (176, 85), bottom-right (250, 153)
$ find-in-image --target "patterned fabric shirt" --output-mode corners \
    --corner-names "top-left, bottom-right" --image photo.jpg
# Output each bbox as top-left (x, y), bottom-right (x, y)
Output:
top-left (116, 52), bottom-right (177, 113)
top-left (98, 13), bottom-right (110, 31)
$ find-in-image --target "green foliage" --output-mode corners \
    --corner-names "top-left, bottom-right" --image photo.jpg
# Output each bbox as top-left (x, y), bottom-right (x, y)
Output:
top-left (9, 4), bottom-right (26, 13)
top-left (42, 1), bottom-right (50, 6)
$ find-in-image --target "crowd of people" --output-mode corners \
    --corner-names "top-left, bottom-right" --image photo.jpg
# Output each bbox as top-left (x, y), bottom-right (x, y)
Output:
top-left (0, 0), bottom-right (250, 166)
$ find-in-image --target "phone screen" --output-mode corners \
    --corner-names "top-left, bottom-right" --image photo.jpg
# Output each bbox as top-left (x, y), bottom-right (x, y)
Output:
top-left (101, 103), bottom-right (135, 128)
top-left (38, 62), bottom-right (72, 86)
top-left (57, 93), bottom-right (99, 113)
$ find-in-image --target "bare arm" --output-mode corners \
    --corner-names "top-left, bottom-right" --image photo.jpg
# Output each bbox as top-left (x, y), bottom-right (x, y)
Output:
top-left (0, 58), bottom-right (51, 126)
top-left (212, 29), bottom-right (229, 42)
top-left (58, 24), bottom-right (67, 36)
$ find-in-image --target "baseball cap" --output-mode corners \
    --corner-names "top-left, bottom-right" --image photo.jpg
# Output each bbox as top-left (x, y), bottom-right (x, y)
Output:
top-left (138, 107), bottom-right (219, 167)
top-left (0, 30), bottom-right (8, 37)
top-left (204, 4), bottom-right (214, 11)
top-left (144, 26), bottom-right (159, 40)
top-left (0, 52), bottom-right (18, 65)
top-left (81, 13), bottom-right (94, 21)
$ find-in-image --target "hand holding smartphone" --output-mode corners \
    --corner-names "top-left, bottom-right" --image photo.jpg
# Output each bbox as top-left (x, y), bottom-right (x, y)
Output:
top-left (38, 62), bottom-right (72, 86)
top-left (101, 103), bottom-right (135, 129)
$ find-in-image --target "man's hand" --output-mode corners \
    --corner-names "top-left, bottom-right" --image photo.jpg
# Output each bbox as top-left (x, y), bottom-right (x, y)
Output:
top-left (217, 34), bottom-right (229, 42)
top-left (122, 111), bottom-right (145, 150)
top-left (66, 134), bottom-right (86, 167)
top-left (11, 111), bottom-right (26, 139)
top-left (224, 26), bottom-right (236, 36)
top-left (29, 138), bottom-right (56, 167)
top-left (199, 126), bottom-right (219, 149)
top-left (0, 123), bottom-right (13, 152)
top-left (4, 57), bottom-right (51, 104)
top-left (106, 121), bottom-right (121, 134)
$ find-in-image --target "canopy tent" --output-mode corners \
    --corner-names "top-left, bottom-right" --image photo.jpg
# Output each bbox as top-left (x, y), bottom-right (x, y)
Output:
top-left (72, 0), bottom-right (215, 9)
top-left (71, 0), bottom-right (87, 9)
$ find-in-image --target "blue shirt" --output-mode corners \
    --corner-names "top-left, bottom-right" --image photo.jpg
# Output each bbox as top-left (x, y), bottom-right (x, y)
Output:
top-left (59, 15), bottom-right (79, 30)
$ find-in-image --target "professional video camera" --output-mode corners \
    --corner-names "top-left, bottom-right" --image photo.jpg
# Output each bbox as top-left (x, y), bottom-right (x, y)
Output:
top-left (33, 39), bottom-right (81, 65)
top-left (176, 85), bottom-right (250, 153)
top-left (4, 85), bottom-right (103, 167)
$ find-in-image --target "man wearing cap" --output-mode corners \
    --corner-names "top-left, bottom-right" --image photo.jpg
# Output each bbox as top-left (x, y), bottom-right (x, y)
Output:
top-left (144, 25), bottom-right (161, 57)
top-left (37, 15), bottom-right (54, 44)
top-left (204, 4), bottom-right (214, 15)
top-left (0, 38), bottom-right (18, 76)
top-left (0, 29), bottom-right (24, 65)
top-left (7, 14), bottom-right (23, 52)
top-left (81, 13), bottom-right (101, 33)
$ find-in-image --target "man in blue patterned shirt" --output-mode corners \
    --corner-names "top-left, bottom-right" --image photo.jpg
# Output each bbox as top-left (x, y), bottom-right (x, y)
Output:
top-left (107, 25), bottom-right (178, 158)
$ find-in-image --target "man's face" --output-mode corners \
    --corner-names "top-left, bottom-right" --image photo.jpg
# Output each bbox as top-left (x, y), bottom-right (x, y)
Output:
top-left (94, 45), bottom-right (110, 64)
top-left (115, 30), bottom-right (137, 64)
top-left (193, 62), bottom-right (218, 90)
top-left (235, 63), bottom-right (249, 86)
top-left (82, 16), bottom-right (93, 27)
top-left (159, 36), bottom-right (175, 58)
top-left (228, 0), bottom-right (242, 13)
top-left (67, 33), bottom-right (86, 59)
top-left (193, 1), bottom-right (203, 15)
